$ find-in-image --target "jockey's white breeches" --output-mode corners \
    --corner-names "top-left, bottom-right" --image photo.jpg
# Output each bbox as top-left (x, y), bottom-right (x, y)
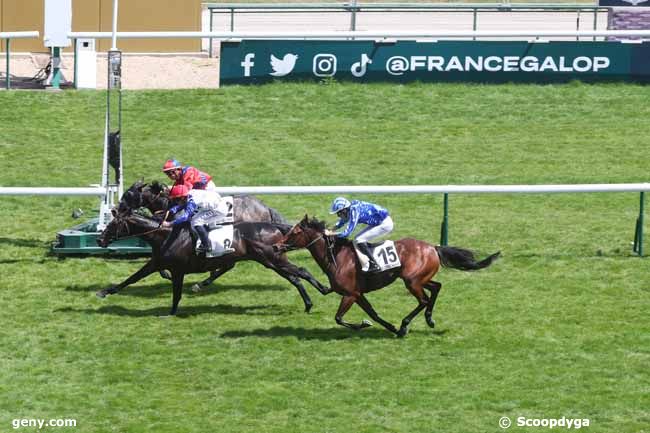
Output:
top-left (354, 216), bottom-right (394, 243)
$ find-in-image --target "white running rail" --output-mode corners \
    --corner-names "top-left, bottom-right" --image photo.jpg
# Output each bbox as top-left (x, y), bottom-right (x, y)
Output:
top-left (1, 183), bottom-right (649, 196)
top-left (67, 30), bottom-right (650, 40)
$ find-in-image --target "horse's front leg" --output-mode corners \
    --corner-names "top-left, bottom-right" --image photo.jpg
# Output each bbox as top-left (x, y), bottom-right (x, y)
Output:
top-left (335, 295), bottom-right (372, 331)
top-left (192, 263), bottom-right (236, 293)
top-left (96, 259), bottom-right (158, 298)
top-left (356, 295), bottom-right (398, 335)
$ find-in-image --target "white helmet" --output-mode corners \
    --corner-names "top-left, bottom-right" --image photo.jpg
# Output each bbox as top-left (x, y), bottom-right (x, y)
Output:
top-left (329, 197), bottom-right (351, 214)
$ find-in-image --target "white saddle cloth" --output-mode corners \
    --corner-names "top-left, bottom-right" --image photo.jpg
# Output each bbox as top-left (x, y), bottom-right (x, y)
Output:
top-left (356, 240), bottom-right (401, 272)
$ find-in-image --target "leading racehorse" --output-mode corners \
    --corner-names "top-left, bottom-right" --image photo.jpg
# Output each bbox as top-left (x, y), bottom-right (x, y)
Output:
top-left (275, 215), bottom-right (500, 337)
top-left (97, 209), bottom-right (330, 315)
top-left (98, 181), bottom-right (290, 295)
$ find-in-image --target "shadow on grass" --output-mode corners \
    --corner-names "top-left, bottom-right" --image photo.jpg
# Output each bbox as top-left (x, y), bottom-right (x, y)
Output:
top-left (219, 326), bottom-right (448, 341)
top-left (0, 237), bottom-right (49, 248)
top-left (65, 282), bottom-right (292, 298)
top-left (55, 303), bottom-right (292, 318)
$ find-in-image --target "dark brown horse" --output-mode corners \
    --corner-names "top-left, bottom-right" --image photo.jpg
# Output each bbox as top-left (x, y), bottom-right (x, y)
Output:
top-left (97, 209), bottom-right (330, 315)
top-left (100, 181), bottom-right (289, 294)
top-left (275, 215), bottom-right (500, 337)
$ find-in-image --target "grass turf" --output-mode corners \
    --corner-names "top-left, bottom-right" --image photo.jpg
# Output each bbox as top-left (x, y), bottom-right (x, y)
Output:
top-left (0, 82), bottom-right (648, 433)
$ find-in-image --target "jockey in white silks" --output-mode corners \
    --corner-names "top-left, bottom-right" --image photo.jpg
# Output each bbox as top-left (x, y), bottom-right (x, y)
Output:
top-left (163, 184), bottom-right (232, 253)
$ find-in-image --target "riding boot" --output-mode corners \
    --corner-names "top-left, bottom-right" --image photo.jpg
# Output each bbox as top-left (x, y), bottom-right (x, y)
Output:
top-left (194, 225), bottom-right (212, 253)
top-left (356, 242), bottom-right (381, 272)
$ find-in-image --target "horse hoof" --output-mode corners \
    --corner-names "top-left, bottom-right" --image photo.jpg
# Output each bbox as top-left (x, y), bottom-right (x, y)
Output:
top-left (304, 304), bottom-right (313, 313)
top-left (160, 270), bottom-right (172, 280)
top-left (427, 319), bottom-right (436, 329)
top-left (191, 284), bottom-right (202, 293)
top-left (396, 328), bottom-right (408, 338)
top-left (361, 319), bottom-right (373, 327)
top-left (96, 290), bottom-right (107, 299)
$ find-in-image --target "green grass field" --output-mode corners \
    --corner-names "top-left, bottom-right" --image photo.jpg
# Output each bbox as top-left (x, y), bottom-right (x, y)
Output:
top-left (0, 82), bottom-right (648, 433)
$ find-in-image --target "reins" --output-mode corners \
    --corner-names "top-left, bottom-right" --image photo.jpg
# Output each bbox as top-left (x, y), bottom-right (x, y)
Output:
top-left (112, 210), bottom-right (169, 241)
top-left (112, 224), bottom-right (164, 241)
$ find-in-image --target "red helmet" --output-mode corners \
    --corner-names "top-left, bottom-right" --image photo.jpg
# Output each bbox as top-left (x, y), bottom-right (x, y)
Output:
top-left (162, 159), bottom-right (181, 172)
top-left (169, 184), bottom-right (190, 198)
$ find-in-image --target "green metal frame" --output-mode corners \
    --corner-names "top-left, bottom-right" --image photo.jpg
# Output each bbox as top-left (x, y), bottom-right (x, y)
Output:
top-left (633, 192), bottom-right (645, 256)
top-left (51, 217), bottom-right (151, 255)
top-left (440, 192), bottom-right (646, 256)
top-left (440, 193), bottom-right (449, 246)
top-left (5, 39), bottom-right (10, 90)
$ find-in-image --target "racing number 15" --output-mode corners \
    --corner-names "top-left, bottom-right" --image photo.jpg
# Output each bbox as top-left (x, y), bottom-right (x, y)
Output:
top-left (378, 245), bottom-right (398, 265)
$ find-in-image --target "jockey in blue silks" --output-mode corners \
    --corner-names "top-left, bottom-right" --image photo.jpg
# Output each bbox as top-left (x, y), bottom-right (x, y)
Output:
top-left (328, 197), bottom-right (394, 272)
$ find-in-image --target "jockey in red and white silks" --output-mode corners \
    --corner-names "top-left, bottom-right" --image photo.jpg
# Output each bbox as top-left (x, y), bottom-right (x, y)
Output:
top-left (162, 159), bottom-right (217, 191)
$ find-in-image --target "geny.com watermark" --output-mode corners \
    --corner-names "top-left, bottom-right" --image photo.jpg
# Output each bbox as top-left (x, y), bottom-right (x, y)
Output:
top-left (12, 419), bottom-right (76, 429)
top-left (499, 416), bottom-right (590, 429)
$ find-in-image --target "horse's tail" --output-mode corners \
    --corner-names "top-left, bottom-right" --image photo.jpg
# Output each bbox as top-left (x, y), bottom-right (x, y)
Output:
top-left (268, 206), bottom-right (288, 225)
top-left (435, 246), bottom-right (500, 271)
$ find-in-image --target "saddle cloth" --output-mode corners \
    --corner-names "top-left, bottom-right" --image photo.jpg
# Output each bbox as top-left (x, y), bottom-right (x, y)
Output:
top-left (356, 240), bottom-right (401, 273)
top-left (195, 196), bottom-right (235, 228)
top-left (196, 224), bottom-right (235, 258)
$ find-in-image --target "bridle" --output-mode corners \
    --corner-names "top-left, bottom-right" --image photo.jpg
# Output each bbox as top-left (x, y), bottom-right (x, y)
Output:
top-left (280, 224), bottom-right (338, 268)
top-left (108, 212), bottom-right (166, 241)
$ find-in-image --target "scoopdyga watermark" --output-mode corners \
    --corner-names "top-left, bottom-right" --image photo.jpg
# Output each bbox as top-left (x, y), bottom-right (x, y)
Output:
top-left (499, 416), bottom-right (590, 429)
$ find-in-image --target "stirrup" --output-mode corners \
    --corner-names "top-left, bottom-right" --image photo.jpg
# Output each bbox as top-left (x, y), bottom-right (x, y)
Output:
top-left (366, 261), bottom-right (381, 273)
top-left (196, 244), bottom-right (212, 253)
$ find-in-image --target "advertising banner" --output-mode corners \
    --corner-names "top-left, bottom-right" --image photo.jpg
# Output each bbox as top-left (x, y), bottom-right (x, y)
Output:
top-left (220, 40), bottom-right (650, 84)
top-left (599, 0), bottom-right (650, 7)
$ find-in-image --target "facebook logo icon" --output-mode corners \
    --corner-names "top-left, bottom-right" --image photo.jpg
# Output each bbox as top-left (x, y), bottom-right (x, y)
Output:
top-left (241, 53), bottom-right (255, 77)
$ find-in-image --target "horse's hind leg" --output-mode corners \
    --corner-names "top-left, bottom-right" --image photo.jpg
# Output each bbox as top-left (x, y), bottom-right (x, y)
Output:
top-left (356, 295), bottom-right (398, 335)
top-left (192, 263), bottom-right (236, 292)
top-left (97, 259), bottom-right (158, 298)
top-left (168, 272), bottom-right (185, 316)
top-left (397, 282), bottom-right (430, 338)
top-left (424, 281), bottom-right (442, 328)
top-left (335, 295), bottom-right (372, 331)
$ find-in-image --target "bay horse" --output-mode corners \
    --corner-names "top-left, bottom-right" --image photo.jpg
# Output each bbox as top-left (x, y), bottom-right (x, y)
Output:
top-left (275, 215), bottom-right (500, 337)
top-left (97, 208), bottom-right (331, 315)
top-left (99, 181), bottom-right (289, 295)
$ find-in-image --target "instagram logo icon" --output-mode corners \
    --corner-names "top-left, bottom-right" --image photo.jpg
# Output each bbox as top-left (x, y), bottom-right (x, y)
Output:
top-left (313, 54), bottom-right (337, 77)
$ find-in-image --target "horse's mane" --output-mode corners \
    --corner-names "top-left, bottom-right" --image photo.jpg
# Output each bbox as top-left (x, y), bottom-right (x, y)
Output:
top-left (303, 217), bottom-right (353, 251)
top-left (148, 180), bottom-right (168, 196)
top-left (127, 211), bottom-right (163, 230)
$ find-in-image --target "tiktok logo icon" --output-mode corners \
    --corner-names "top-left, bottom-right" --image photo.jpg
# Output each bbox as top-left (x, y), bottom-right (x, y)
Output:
top-left (351, 54), bottom-right (372, 78)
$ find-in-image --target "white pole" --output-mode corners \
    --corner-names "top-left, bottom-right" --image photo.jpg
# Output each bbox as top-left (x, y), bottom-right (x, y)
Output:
top-left (0, 187), bottom-right (106, 196)
top-left (111, 0), bottom-right (119, 50)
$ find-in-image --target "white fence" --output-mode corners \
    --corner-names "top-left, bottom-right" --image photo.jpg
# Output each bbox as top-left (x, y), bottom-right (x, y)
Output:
top-left (2, 183), bottom-right (649, 196)
top-left (209, 183), bottom-right (650, 195)
top-left (0, 187), bottom-right (105, 196)
top-left (0, 183), bottom-right (646, 255)
top-left (67, 29), bottom-right (650, 40)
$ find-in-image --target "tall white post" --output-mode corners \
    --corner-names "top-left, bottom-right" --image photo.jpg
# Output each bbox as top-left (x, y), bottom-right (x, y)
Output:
top-left (98, 0), bottom-right (122, 230)
top-left (111, 0), bottom-right (119, 50)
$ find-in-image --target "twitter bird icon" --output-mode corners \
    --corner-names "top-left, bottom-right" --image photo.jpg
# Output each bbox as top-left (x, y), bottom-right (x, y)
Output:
top-left (270, 54), bottom-right (298, 77)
